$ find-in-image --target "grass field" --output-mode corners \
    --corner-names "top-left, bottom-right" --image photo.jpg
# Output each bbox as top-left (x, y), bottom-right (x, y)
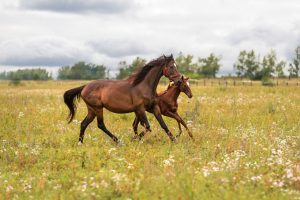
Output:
top-left (0, 80), bottom-right (300, 200)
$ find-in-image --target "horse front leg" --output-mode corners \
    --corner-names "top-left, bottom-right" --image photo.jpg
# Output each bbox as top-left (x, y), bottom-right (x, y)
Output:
top-left (132, 114), bottom-right (141, 140)
top-left (135, 108), bottom-right (151, 140)
top-left (153, 105), bottom-right (176, 142)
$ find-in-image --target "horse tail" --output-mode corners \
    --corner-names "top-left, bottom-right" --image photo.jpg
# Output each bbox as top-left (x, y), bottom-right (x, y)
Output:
top-left (63, 85), bottom-right (85, 123)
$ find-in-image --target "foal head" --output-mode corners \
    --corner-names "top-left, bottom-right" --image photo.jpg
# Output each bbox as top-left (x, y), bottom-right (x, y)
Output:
top-left (178, 76), bottom-right (192, 98)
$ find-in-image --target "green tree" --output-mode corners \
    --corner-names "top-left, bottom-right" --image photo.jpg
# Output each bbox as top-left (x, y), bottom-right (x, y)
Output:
top-left (6, 68), bottom-right (52, 80)
top-left (288, 47), bottom-right (300, 77)
top-left (234, 50), bottom-right (260, 80)
top-left (197, 53), bottom-right (221, 78)
top-left (175, 53), bottom-right (195, 75)
top-left (0, 71), bottom-right (7, 80)
top-left (58, 62), bottom-right (107, 80)
top-left (275, 61), bottom-right (286, 78)
top-left (116, 57), bottom-right (146, 80)
top-left (261, 50), bottom-right (276, 78)
top-left (261, 50), bottom-right (287, 78)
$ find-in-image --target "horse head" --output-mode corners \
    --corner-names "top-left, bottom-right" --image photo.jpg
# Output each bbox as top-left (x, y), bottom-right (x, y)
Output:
top-left (162, 54), bottom-right (182, 85)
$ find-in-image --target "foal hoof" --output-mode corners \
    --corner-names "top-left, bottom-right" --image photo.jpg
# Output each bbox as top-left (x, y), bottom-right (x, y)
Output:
top-left (170, 137), bottom-right (177, 143)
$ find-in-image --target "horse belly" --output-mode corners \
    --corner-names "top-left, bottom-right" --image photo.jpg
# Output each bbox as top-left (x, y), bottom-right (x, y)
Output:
top-left (102, 93), bottom-right (135, 113)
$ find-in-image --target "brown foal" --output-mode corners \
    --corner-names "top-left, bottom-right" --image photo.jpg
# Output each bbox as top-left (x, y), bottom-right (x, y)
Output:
top-left (132, 76), bottom-right (194, 140)
top-left (63, 55), bottom-right (182, 144)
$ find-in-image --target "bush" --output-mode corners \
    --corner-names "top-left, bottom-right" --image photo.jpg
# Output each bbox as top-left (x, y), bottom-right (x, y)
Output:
top-left (9, 77), bottom-right (22, 86)
top-left (261, 77), bottom-right (274, 86)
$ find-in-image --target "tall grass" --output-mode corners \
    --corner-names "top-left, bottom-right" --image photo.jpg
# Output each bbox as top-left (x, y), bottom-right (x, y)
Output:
top-left (0, 81), bottom-right (299, 199)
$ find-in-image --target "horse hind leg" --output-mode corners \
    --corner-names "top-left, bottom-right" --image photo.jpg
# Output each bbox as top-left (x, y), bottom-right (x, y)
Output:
top-left (96, 108), bottom-right (119, 143)
top-left (79, 110), bottom-right (96, 144)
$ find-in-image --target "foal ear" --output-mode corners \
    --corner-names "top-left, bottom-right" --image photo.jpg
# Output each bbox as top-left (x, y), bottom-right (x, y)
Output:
top-left (185, 77), bottom-right (189, 81)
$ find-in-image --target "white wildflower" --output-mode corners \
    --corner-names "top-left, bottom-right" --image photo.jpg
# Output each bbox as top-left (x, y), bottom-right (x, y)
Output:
top-left (18, 112), bottom-right (24, 118)
top-left (272, 180), bottom-right (284, 188)
top-left (250, 175), bottom-right (262, 182)
top-left (127, 163), bottom-right (134, 169)
top-left (202, 167), bottom-right (210, 177)
top-left (163, 155), bottom-right (175, 167)
top-left (111, 173), bottom-right (127, 184)
top-left (100, 180), bottom-right (109, 188)
top-left (285, 169), bottom-right (293, 179)
top-left (108, 148), bottom-right (116, 154)
top-left (6, 185), bottom-right (13, 192)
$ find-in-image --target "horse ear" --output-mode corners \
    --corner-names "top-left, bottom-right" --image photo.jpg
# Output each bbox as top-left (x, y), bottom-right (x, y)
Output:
top-left (170, 54), bottom-right (173, 59)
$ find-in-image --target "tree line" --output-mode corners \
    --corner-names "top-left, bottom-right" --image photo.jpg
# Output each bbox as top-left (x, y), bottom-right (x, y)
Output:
top-left (0, 68), bottom-right (52, 80)
top-left (234, 48), bottom-right (299, 80)
top-left (0, 46), bottom-right (299, 81)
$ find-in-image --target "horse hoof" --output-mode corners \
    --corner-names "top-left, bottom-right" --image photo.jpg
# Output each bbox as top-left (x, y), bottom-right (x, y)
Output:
top-left (113, 137), bottom-right (120, 144)
top-left (132, 135), bottom-right (139, 141)
top-left (78, 141), bottom-right (83, 146)
top-left (117, 140), bottom-right (124, 147)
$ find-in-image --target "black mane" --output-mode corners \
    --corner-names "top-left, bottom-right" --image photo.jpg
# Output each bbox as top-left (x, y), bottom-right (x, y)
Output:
top-left (127, 55), bottom-right (172, 86)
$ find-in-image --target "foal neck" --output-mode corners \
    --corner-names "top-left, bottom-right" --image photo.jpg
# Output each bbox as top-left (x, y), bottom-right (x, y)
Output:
top-left (166, 85), bottom-right (181, 101)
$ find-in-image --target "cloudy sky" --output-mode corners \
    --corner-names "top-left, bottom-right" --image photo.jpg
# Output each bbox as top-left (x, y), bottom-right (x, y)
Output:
top-left (0, 0), bottom-right (299, 76)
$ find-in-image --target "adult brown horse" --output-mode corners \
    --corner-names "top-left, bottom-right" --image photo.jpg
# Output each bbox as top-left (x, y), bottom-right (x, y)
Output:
top-left (63, 55), bottom-right (182, 144)
top-left (132, 76), bottom-right (194, 140)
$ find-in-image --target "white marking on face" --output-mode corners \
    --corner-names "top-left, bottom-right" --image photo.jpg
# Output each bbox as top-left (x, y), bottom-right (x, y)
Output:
top-left (174, 63), bottom-right (177, 67)
top-left (187, 81), bottom-right (190, 86)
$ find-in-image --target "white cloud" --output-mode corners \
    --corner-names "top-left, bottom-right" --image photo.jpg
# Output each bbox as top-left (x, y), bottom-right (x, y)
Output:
top-left (19, 0), bottom-right (135, 14)
top-left (0, 0), bottom-right (299, 76)
top-left (0, 36), bottom-right (92, 66)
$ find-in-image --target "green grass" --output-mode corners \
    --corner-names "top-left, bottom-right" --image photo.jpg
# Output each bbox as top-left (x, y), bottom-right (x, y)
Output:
top-left (0, 80), bottom-right (299, 199)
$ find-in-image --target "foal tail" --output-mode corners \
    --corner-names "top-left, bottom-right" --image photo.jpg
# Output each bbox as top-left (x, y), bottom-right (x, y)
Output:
top-left (63, 85), bottom-right (85, 123)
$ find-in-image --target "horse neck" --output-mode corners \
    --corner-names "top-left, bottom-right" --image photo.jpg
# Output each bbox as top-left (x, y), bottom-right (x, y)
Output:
top-left (139, 65), bottom-right (163, 95)
top-left (166, 86), bottom-right (181, 101)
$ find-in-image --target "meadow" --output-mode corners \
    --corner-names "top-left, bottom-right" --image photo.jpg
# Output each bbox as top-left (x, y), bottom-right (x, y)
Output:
top-left (0, 80), bottom-right (299, 200)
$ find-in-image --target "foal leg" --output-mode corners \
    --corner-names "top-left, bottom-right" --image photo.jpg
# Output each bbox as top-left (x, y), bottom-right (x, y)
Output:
top-left (153, 105), bottom-right (176, 142)
top-left (167, 111), bottom-right (194, 140)
top-left (79, 109), bottom-right (96, 144)
top-left (96, 108), bottom-right (119, 143)
top-left (176, 121), bottom-right (182, 138)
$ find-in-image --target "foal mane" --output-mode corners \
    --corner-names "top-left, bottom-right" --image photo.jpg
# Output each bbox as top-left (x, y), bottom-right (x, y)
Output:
top-left (127, 56), bottom-right (169, 86)
top-left (157, 82), bottom-right (176, 96)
